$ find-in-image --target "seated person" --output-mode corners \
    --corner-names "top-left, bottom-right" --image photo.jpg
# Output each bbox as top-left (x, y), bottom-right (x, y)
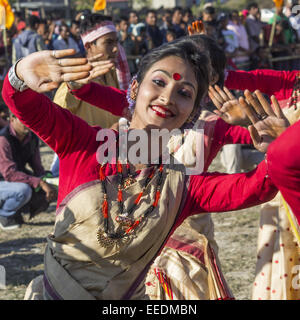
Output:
top-left (0, 111), bottom-right (57, 230)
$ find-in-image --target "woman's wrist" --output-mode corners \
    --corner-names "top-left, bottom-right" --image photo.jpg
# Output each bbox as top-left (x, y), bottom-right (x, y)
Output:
top-left (67, 81), bottom-right (83, 90)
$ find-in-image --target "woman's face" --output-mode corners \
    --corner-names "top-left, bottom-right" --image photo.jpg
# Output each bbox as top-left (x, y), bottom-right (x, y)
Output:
top-left (130, 56), bottom-right (198, 131)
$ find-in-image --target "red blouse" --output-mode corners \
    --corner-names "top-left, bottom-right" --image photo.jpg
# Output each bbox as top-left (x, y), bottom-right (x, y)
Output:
top-left (2, 75), bottom-right (277, 230)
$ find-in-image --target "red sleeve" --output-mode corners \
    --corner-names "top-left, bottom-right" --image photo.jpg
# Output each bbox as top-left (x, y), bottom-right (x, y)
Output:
top-left (0, 136), bottom-right (41, 188)
top-left (1, 74), bottom-right (96, 159)
top-left (214, 118), bottom-right (252, 145)
top-left (70, 82), bottom-right (129, 117)
top-left (184, 160), bottom-right (277, 215)
top-left (267, 120), bottom-right (300, 224)
top-left (225, 69), bottom-right (298, 101)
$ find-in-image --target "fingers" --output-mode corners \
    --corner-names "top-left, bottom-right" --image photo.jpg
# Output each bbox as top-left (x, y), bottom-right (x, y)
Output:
top-left (209, 86), bottom-right (224, 104)
top-left (61, 64), bottom-right (92, 73)
top-left (188, 25), bottom-right (193, 35)
top-left (248, 125), bottom-right (262, 150)
top-left (39, 81), bottom-right (60, 93)
top-left (254, 90), bottom-right (276, 117)
top-left (62, 71), bottom-right (91, 82)
top-left (215, 85), bottom-right (229, 101)
top-left (239, 96), bottom-right (259, 124)
top-left (244, 90), bottom-right (266, 116)
top-left (53, 49), bottom-right (77, 58)
top-left (223, 86), bottom-right (235, 100)
top-left (57, 57), bottom-right (89, 67)
top-left (88, 53), bottom-right (104, 62)
top-left (89, 59), bottom-right (115, 69)
top-left (208, 87), bottom-right (222, 109)
top-left (192, 20), bottom-right (205, 34)
top-left (271, 95), bottom-right (285, 119)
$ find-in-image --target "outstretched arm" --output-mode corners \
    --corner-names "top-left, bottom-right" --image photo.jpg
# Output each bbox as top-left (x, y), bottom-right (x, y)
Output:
top-left (2, 50), bottom-right (97, 158)
top-left (186, 159), bottom-right (277, 215)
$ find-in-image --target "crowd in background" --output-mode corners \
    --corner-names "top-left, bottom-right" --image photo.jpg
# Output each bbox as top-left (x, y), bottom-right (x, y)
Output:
top-left (0, 1), bottom-right (299, 229)
top-left (0, 1), bottom-right (300, 78)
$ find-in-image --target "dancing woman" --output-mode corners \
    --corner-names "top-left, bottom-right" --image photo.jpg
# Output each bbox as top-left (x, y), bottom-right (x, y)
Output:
top-left (3, 39), bottom-right (280, 300)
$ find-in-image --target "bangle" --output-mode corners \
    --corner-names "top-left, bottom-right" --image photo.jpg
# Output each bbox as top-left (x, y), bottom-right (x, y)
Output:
top-left (8, 59), bottom-right (28, 92)
top-left (67, 81), bottom-right (83, 91)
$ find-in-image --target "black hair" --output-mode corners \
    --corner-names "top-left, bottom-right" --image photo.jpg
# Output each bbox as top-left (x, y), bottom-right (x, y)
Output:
top-left (136, 38), bottom-right (212, 112)
top-left (120, 15), bottom-right (129, 22)
top-left (27, 15), bottom-right (40, 30)
top-left (162, 9), bottom-right (173, 16)
top-left (246, 2), bottom-right (258, 11)
top-left (173, 6), bottom-right (183, 13)
top-left (146, 9), bottom-right (157, 16)
top-left (59, 23), bottom-right (69, 33)
top-left (203, 6), bottom-right (216, 15)
top-left (189, 34), bottom-right (226, 87)
top-left (80, 13), bottom-right (112, 35)
top-left (229, 10), bottom-right (239, 19)
top-left (71, 20), bottom-right (80, 27)
top-left (129, 10), bottom-right (137, 15)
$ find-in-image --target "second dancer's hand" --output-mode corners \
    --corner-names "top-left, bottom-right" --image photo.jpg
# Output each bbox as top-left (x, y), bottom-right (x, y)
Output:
top-left (239, 90), bottom-right (290, 153)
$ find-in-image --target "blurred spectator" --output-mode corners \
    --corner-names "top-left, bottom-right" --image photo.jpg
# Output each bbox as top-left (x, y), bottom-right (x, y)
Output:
top-left (132, 22), bottom-right (149, 57)
top-left (228, 10), bottom-right (251, 69)
top-left (52, 23), bottom-right (81, 54)
top-left (165, 28), bottom-right (176, 42)
top-left (202, 5), bottom-right (217, 25)
top-left (118, 16), bottom-right (129, 43)
top-left (70, 20), bottom-right (85, 56)
top-left (118, 16), bottom-right (137, 75)
top-left (12, 15), bottom-right (47, 64)
top-left (0, 111), bottom-right (57, 230)
top-left (171, 6), bottom-right (186, 38)
top-left (145, 9), bottom-right (164, 49)
top-left (160, 9), bottom-right (173, 43)
top-left (245, 2), bottom-right (263, 54)
top-left (128, 10), bottom-right (139, 34)
top-left (217, 13), bottom-right (239, 57)
top-left (182, 8), bottom-right (193, 26)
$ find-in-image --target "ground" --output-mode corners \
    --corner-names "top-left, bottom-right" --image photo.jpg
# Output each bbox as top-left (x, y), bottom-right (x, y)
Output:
top-left (0, 144), bottom-right (261, 300)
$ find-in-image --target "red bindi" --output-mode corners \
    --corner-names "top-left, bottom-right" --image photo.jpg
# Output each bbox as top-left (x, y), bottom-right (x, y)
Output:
top-left (173, 73), bottom-right (181, 81)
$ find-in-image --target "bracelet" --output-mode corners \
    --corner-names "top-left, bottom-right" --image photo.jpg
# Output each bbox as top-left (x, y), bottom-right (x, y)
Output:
top-left (67, 81), bottom-right (83, 91)
top-left (8, 59), bottom-right (28, 92)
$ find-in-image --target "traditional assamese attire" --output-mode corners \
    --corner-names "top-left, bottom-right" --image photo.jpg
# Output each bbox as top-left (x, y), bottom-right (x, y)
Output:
top-left (2, 72), bottom-right (278, 300)
top-left (225, 69), bottom-right (300, 300)
top-left (69, 82), bottom-right (254, 299)
top-left (251, 120), bottom-right (300, 300)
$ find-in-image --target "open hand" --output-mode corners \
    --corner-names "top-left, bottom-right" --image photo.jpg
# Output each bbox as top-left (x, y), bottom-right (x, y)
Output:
top-left (208, 85), bottom-right (250, 126)
top-left (239, 90), bottom-right (290, 153)
top-left (188, 20), bottom-right (206, 36)
top-left (15, 49), bottom-right (92, 93)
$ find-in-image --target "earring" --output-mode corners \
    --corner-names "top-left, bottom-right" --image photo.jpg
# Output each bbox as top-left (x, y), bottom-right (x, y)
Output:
top-left (130, 90), bottom-right (137, 101)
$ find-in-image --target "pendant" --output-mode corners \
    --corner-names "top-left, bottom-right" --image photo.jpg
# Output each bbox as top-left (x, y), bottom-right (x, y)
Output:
top-left (96, 228), bottom-right (129, 248)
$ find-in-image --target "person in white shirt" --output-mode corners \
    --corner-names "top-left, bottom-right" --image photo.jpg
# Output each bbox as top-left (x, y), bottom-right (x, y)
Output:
top-left (227, 10), bottom-right (251, 69)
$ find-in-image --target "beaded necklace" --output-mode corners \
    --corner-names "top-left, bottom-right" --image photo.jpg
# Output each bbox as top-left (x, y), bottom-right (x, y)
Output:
top-left (288, 72), bottom-right (300, 110)
top-left (96, 161), bottom-right (164, 248)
